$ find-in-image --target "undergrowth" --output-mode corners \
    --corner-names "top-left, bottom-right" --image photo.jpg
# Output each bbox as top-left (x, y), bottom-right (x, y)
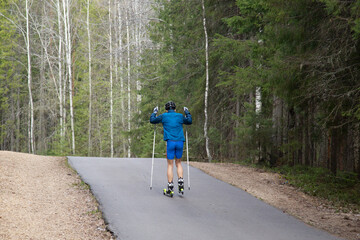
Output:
top-left (230, 159), bottom-right (360, 212)
top-left (274, 165), bottom-right (360, 212)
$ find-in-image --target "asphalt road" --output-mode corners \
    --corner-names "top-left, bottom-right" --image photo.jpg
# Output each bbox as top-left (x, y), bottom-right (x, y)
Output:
top-left (68, 157), bottom-right (343, 240)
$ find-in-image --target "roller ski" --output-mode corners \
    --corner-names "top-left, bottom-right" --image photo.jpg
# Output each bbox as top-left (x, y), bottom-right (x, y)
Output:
top-left (163, 182), bottom-right (174, 197)
top-left (178, 178), bottom-right (184, 195)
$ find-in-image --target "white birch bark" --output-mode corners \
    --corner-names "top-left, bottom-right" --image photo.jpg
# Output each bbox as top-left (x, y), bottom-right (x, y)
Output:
top-left (57, 0), bottom-right (64, 141)
top-left (201, 0), bottom-right (211, 162)
top-left (63, 0), bottom-right (75, 154)
top-left (109, 0), bottom-right (114, 158)
top-left (114, 2), bottom-right (119, 156)
top-left (118, 2), bottom-right (126, 156)
top-left (87, 0), bottom-right (92, 156)
top-left (255, 87), bottom-right (261, 127)
top-left (126, 9), bottom-right (131, 158)
top-left (26, 0), bottom-right (35, 154)
top-left (135, 0), bottom-right (141, 113)
top-left (255, 87), bottom-right (262, 163)
top-left (62, 56), bottom-right (67, 139)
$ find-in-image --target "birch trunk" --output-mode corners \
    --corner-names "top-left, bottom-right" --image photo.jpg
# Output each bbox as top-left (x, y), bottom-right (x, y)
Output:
top-left (26, 0), bottom-right (35, 154)
top-left (114, 2), bottom-right (119, 157)
top-left (255, 87), bottom-right (262, 162)
top-left (126, 9), bottom-right (131, 158)
top-left (109, 0), bottom-right (114, 158)
top-left (201, 0), bottom-right (211, 162)
top-left (134, 0), bottom-right (141, 113)
top-left (271, 95), bottom-right (282, 166)
top-left (57, 0), bottom-right (63, 143)
top-left (118, 2), bottom-right (126, 156)
top-left (39, 41), bottom-right (45, 153)
top-left (137, 5), bottom-right (142, 113)
top-left (87, 0), bottom-right (92, 156)
top-left (63, 0), bottom-right (75, 154)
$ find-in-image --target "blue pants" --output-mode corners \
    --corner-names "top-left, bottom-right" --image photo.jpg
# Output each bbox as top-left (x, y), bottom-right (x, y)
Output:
top-left (166, 140), bottom-right (184, 160)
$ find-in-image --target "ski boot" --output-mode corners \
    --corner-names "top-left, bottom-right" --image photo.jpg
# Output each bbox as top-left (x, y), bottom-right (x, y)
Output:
top-left (163, 182), bottom-right (174, 197)
top-left (178, 177), bottom-right (184, 195)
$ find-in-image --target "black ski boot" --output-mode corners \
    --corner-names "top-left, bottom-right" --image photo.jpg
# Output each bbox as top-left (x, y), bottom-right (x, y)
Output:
top-left (163, 182), bottom-right (174, 197)
top-left (178, 177), bottom-right (184, 195)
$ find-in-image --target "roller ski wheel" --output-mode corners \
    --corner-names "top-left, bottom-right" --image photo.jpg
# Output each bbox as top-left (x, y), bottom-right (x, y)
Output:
top-left (163, 188), bottom-right (174, 197)
top-left (178, 178), bottom-right (184, 195)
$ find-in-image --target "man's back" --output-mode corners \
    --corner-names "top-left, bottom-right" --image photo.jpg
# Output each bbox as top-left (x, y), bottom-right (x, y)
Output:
top-left (150, 109), bottom-right (192, 141)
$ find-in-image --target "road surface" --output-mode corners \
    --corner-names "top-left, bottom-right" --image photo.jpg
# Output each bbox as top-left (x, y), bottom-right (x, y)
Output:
top-left (68, 157), bottom-right (343, 240)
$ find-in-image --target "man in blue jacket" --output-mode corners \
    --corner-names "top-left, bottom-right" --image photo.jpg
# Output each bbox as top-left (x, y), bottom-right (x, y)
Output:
top-left (150, 101), bottom-right (192, 194)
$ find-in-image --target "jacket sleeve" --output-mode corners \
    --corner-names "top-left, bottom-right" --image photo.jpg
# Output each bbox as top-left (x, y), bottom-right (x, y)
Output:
top-left (183, 110), bottom-right (192, 125)
top-left (150, 113), bottom-right (162, 124)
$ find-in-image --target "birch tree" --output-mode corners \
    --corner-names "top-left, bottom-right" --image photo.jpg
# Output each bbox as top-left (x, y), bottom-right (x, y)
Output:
top-left (126, 8), bottom-right (131, 158)
top-left (62, 0), bottom-right (75, 154)
top-left (57, 0), bottom-right (64, 145)
top-left (201, 0), bottom-right (211, 162)
top-left (109, 0), bottom-right (114, 157)
top-left (87, 0), bottom-right (92, 156)
top-left (117, 1), bottom-right (126, 155)
top-left (25, 0), bottom-right (35, 154)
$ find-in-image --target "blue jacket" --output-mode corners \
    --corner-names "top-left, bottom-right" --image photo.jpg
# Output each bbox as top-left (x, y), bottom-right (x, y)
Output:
top-left (150, 110), bottom-right (192, 141)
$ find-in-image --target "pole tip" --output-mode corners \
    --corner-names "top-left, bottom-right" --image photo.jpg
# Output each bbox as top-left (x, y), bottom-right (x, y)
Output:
top-left (150, 187), bottom-right (152, 190)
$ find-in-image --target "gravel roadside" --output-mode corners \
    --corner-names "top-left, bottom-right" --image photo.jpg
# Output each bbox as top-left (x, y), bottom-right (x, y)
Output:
top-left (0, 151), bottom-right (113, 240)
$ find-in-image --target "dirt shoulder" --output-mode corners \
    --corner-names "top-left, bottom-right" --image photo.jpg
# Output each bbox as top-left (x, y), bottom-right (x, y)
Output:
top-left (0, 151), bottom-right (113, 240)
top-left (190, 162), bottom-right (360, 240)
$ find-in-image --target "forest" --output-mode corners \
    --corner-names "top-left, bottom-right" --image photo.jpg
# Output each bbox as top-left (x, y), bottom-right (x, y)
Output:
top-left (0, 0), bottom-right (359, 178)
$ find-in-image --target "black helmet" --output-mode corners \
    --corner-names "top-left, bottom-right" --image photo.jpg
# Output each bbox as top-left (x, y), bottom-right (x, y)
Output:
top-left (165, 101), bottom-right (176, 110)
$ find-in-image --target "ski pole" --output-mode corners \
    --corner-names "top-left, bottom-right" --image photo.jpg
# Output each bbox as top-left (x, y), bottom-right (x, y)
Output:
top-left (150, 124), bottom-right (156, 190)
top-left (186, 127), bottom-right (190, 190)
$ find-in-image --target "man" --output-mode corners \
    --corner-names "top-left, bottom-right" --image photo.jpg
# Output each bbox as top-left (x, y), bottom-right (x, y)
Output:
top-left (150, 101), bottom-right (192, 195)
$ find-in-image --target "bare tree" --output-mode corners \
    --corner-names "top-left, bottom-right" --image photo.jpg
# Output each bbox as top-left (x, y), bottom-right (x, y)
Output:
top-left (26, 0), bottom-right (35, 154)
top-left (57, 0), bottom-right (64, 145)
top-left (62, 0), bottom-right (75, 154)
top-left (109, 0), bottom-right (114, 157)
top-left (126, 7), bottom-right (131, 158)
top-left (117, 1), bottom-right (126, 156)
top-left (201, 0), bottom-right (211, 162)
top-left (87, 0), bottom-right (93, 156)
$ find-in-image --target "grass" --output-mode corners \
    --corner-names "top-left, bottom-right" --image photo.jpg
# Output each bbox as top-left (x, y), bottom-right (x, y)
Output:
top-left (273, 165), bottom-right (360, 212)
top-left (228, 158), bottom-right (360, 212)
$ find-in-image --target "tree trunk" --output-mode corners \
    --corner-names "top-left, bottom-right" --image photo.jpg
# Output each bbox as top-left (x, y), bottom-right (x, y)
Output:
top-left (56, 0), bottom-right (64, 152)
top-left (117, 2), bottom-right (126, 156)
top-left (126, 9), bottom-right (131, 158)
top-left (201, 0), bottom-right (211, 162)
top-left (63, 0), bottom-right (75, 154)
top-left (39, 43), bottom-right (45, 153)
top-left (10, 90), bottom-right (15, 151)
top-left (355, 123), bottom-right (360, 179)
top-left (87, 0), bottom-right (92, 156)
top-left (235, 97), bottom-right (240, 161)
top-left (271, 95), bottom-right (282, 166)
top-left (16, 88), bottom-right (20, 152)
top-left (109, 0), bottom-right (114, 158)
top-left (26, 0), bottom-right (35, 154)
top-left (255, 87), bottom-right (261, 162)
top-left (330, 127), bottom-right (340, 175)
top-left (304, 107), bottom-right (310, 166)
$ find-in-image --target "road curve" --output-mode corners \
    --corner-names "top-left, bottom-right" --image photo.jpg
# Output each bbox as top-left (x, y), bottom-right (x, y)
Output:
top-left (68, 157), bottom-right (343, 240)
